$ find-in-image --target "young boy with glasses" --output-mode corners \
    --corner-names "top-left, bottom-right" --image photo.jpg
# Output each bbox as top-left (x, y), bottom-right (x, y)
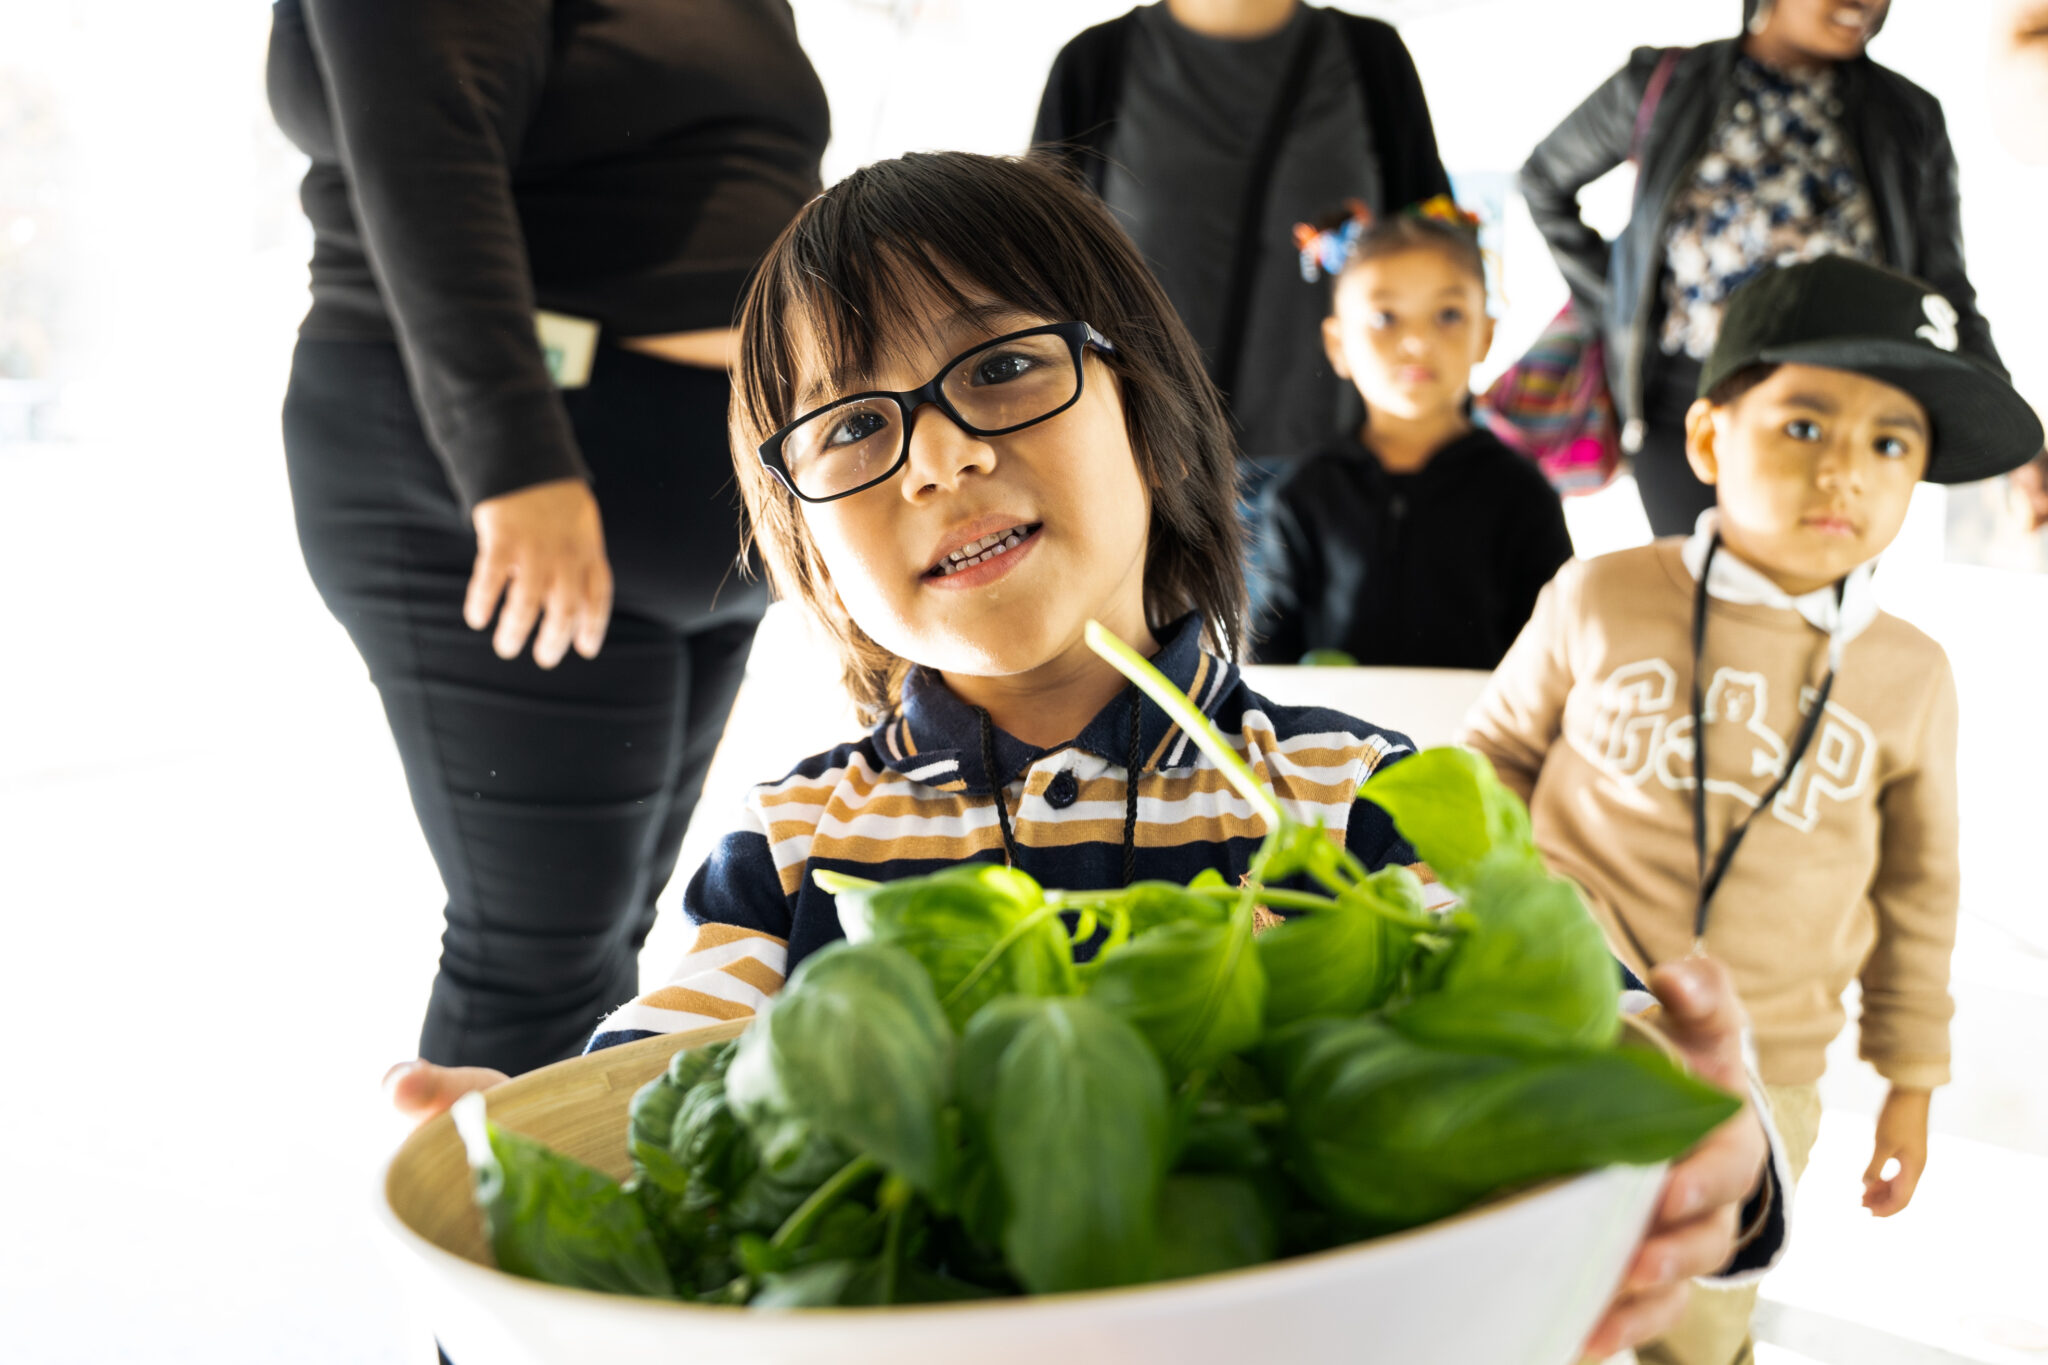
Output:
top-left (1460, 254), bottom-right (2043, 1365)
top-left (389, 151), bottom-right (1798, 1358)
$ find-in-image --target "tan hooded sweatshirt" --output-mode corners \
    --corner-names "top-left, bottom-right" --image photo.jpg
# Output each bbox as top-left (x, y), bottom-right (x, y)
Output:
top-left (1459, 525), bottom-right (1958, 1089)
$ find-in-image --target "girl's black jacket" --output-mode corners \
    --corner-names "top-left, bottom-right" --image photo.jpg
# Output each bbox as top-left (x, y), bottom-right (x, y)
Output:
top-left (1519, 38), bottom-right (2007, 446)
top-left (1251, 427), bottom-right (1574, 671)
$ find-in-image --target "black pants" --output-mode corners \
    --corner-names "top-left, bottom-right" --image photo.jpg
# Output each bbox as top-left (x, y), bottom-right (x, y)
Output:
top-left (1633, 355), bottom-right (1717, 538)
top-left (283, 338), bottom-right (766, 1076)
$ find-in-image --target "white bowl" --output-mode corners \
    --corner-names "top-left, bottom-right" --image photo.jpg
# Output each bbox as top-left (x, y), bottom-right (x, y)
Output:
top-left (379, 1021), bottom-right (1665, 1365)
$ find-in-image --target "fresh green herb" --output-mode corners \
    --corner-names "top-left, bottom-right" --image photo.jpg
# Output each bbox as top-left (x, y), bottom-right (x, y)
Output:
top-left (454, 622), bottom-right (1742, 1307)
top-left (452, 1093), bottom-right (675, 1298)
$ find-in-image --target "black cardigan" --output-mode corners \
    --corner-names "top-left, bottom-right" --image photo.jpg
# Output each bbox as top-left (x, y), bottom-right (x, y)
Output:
top-left (1251, 428), bottom-right (1574, 671)
top-left (266, 0), bottom-right (829, 508)
top-left (1031, 6), bottom-right (1449, 213)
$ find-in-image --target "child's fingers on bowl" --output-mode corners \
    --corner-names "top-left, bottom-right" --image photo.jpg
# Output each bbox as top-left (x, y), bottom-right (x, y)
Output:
top-left (1581, 1279), bottom-right (1690, 1361)
top-left (1657, 1107), bottom-right (1766, 1224)
top-left (1623, 1203), bottom-right (1739, 1291)
top-left (384, 1060), bottom-right (509, 1126)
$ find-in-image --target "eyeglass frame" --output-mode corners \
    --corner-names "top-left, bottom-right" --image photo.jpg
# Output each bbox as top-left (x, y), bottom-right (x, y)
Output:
top-left (756, 320), bottom-right (1119, 504)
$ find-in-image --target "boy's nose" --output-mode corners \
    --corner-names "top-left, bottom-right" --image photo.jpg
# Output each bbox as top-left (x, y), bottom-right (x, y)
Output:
top-left (1813, 438), bottom-right (1866, 495)
top-left (901, 401), bottom-right (996, 500)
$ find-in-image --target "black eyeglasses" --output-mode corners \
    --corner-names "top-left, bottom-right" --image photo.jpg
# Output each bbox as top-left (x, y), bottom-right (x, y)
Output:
top-left (758, 321), bottom-right (1118, 503)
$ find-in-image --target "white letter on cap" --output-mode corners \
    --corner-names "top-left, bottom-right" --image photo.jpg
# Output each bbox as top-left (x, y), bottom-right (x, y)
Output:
top-left (1916, 294), bottom-right (1959, 352)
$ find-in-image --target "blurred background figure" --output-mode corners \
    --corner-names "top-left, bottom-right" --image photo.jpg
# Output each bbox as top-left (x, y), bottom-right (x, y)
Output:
top-left (1031, 0), bottom-right (1448, 497)
top-left (1521, 0), bottom-right (2014, 536)
top-left (266, 0), bottom-right (828, 1076)
top-left (1990, 0), bottom-right (2048, 526)
top-left (1251, 206), bottom-right (1572, 669)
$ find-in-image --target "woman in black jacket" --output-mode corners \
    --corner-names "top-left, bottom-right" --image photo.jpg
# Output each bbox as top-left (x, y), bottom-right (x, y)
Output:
top-left (1521, 0), bottom-right (2011, 535)
top-left (267, 0), bottom-right (828, 1077)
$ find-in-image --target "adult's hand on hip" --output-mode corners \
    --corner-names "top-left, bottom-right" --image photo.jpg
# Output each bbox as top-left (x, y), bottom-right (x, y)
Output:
top-left (465, 478), bottom-right (614, 667)
top-left (1580, 956), bottom-right (1771, 1360)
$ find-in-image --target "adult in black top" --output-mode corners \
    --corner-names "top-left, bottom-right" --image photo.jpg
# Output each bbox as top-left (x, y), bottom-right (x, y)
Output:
top-left (1521, 0), bottom-right (2010, 535)
top-left (267, 0), bottom-right (829, 1076)
top-left (1032, 1), bottom-right (1449, 469)
top-left (1252, 428), bottom-right (1574, 670)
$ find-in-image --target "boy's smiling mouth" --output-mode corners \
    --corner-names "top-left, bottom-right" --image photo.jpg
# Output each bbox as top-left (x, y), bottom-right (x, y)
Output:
top-left (924, 518), bottom-right (1043, 584)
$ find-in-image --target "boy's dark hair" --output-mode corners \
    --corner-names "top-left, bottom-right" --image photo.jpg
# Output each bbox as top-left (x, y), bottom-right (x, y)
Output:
top-left (730, 151), bottom-right (1247, 723)
top-left (1705, 362), bottom-right (1779, 408)
top-left (1336, 214), bottom-right (1486, 296)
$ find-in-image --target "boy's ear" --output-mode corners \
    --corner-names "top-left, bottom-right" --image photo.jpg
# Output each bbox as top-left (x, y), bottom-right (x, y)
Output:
top-left (1321, 315), bottom-right (1351, 379)
top-left (1683, 398), bottom-right (1722, 486)
top-left (1475, 311), bottom-right (1497, 366)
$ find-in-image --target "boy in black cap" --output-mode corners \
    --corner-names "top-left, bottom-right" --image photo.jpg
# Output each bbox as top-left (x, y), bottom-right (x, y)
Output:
top-left (1461, 255), bottom-right (2042, 1365)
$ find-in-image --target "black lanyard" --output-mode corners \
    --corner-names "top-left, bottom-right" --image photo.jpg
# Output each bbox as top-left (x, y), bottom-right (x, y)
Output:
top-left (1689, 534), bottom-right (1837, 943)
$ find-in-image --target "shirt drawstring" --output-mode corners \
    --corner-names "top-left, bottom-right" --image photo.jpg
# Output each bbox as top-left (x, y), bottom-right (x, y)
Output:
top-left (977, 704), bottom-right (1024, 870)
top-left (1122, 687), bottom-right (1142, 888)
top-left (975, 685), bottom-right (1145, 889)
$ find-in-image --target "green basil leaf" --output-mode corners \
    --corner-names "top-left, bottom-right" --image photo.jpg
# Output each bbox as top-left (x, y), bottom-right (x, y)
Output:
top-left (958, 997), bottom-right (1172, 1293)
top-left (626, 1070), bottom-right (691, 1196)
top-left (753, 1259), bottom-right (861, 1308)
top-left (667, 1076), bottom-right (758, 1211)
top-left (727, 942), bottom-right (954, 1196)
top-left (834, 863), bottom-right (1076, 1027)
top-left (1155, 1174), bottom-right (1278, 1281)
top-left (1391, 861), bottom-right (1618, 1054)
top-left (721, 1131), bottom-right (851, 1235)
top-left (1116, 879), bottom-right (1231, 934)
top-left (1358, 747), bottom-right (1535, 890)
top-left (1267, 1018), bottom-right (1740, 1231)
top-left (452, 1095), bottom-right (675, 1298)
top-left (629, 1175), bottom-right (717, 1289)
top-left (1257, 880), bottom-right (1418, 1029)
top-left (1087, 917), bottom-right (1267, 1075)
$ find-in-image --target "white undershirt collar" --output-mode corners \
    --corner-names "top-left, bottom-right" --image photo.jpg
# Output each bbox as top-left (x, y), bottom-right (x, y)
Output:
top-left (1680, 509), bottom-right (1879, 668)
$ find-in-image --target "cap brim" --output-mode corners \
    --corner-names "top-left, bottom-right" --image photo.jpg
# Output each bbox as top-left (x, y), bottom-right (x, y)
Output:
top-left (1758, 338), bottom-right (2044, 484)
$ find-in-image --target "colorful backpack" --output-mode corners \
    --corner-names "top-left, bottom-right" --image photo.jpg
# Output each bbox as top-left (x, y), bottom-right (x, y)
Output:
top-left (1480, 48), bottom-right (1684, 496)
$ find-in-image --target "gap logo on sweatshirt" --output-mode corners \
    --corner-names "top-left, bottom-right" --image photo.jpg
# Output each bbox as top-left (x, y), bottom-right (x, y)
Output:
top-left (1588, 659), bottom-right (1876, 831)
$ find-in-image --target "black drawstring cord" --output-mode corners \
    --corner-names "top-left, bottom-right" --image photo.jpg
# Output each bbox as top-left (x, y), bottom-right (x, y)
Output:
top-left (977, 705), bottom-right (1023, 868)
top-left (1122, 686), bottom-right (1142, 888)
top-left (976, 686), bottom-right (1144, 886)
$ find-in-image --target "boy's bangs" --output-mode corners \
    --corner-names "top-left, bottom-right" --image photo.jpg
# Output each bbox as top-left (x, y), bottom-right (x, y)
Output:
top-left (749, 165), bottom-right (1091, 428)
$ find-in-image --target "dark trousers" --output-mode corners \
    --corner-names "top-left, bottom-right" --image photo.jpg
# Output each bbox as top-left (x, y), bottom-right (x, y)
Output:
top-left (1632, 355), bottom-right (1717, 538)
top-left (282, 338), bottom-right (766, 1076)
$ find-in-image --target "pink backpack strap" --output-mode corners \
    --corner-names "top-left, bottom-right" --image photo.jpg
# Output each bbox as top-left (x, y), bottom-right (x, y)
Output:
top-left (1630, 47), bottom-right (1687, 165)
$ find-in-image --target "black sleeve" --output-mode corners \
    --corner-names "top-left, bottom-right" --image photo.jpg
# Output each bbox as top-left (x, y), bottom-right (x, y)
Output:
top-left (1342, 17), bottom-right (1451, 211)
top-left (1248, 473), bottom-right (1320, 666)
top-left (1518, 53), bottom-right (1650, 316)
top-left (1910, 98), bottom-right (2008, 378)
top-left (301, 0), bottom-right (587, 509)
top-left (1495, 477), bottom-right (1576, 658)
top-left (1030, 17), bottom-right (1131, 192)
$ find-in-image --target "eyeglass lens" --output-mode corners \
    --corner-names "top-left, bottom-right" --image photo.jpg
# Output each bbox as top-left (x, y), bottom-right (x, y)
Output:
top-left (781, 330), bottom-right (1082, 499)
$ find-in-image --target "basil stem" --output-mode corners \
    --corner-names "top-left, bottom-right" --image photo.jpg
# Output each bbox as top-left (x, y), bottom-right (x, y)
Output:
top-left (769, 1153), bottom-right (881, 1251)
top-left (1084, 621), bottom-right (1284, 831)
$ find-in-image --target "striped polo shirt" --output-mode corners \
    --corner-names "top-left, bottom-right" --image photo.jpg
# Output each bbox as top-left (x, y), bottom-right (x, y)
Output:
top-left (590, 614), bottom-right (1416, 1051)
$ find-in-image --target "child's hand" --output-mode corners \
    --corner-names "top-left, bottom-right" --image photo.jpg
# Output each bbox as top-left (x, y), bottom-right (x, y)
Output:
top-left (384, 1059), bottom-right (509, 1130)
top-left (1861, 1086), bottom-right (1931, 1217)
top-left (1580, 957), bottom-right (1770, 1361)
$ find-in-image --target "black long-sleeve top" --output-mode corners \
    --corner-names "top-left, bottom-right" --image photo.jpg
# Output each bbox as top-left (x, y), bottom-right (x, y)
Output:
top-left (266, 0), bottom-right (829, 507)
top-left (1251, 427), bottom-right (1574, 670)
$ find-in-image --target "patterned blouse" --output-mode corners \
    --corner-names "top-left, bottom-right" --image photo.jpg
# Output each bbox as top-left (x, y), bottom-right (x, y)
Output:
top-left (1659, 54), bottom-right (1879, 359)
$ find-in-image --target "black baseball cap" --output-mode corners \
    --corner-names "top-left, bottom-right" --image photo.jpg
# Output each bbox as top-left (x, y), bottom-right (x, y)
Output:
top-left (1699, 256), bottom-right (2043, 485)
